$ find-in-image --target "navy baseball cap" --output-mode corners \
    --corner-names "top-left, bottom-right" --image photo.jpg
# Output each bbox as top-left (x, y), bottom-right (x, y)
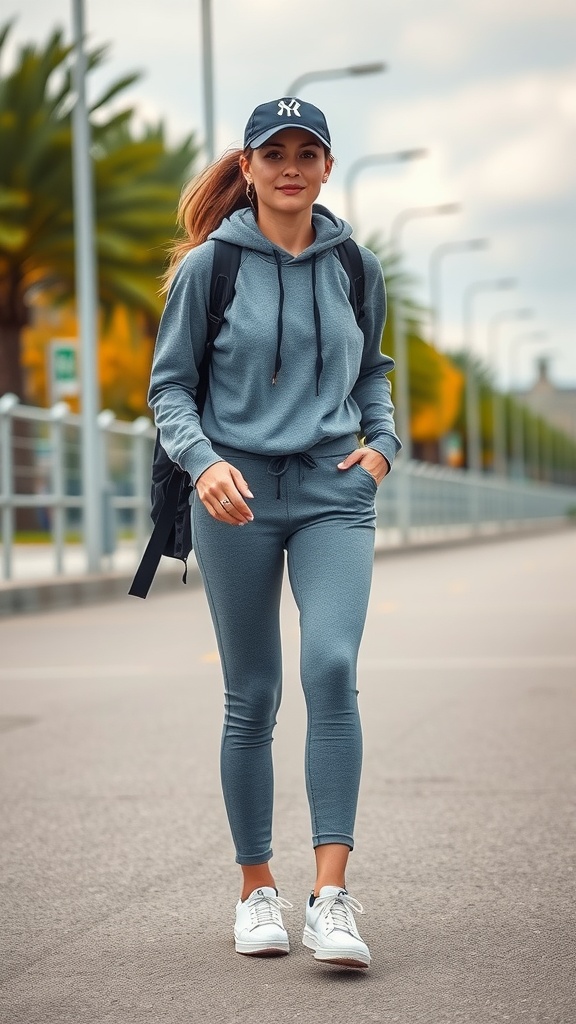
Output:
top-left (243, 97), bottom-right (331, 151)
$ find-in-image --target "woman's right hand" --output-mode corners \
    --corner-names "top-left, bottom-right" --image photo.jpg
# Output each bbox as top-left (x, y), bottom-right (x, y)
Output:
top-left (195, 461), bottom-right (254, 525)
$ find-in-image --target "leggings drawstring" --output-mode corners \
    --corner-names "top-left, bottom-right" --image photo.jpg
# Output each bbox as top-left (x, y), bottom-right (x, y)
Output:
top-left (267, 452), bottom-right (318, 499)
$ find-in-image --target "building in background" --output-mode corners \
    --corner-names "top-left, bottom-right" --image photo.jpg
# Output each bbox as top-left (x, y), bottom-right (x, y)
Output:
top-left (514, 358), bottom-right (576, 442)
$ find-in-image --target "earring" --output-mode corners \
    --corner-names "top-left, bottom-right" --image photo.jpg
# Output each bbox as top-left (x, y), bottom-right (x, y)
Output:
top-left (322, 176), bottom-right (328, 183)
top-left (246, 180), bottom-right (256, 209)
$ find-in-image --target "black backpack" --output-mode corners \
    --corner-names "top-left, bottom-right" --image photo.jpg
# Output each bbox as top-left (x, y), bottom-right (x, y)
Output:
top-left (129, 237), bottom-right (365, 599)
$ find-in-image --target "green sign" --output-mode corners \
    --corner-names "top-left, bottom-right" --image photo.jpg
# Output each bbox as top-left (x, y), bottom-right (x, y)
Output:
top-left (50, 339), bottom-right (79, 403)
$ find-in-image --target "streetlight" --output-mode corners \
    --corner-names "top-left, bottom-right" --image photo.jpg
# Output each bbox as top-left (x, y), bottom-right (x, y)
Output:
top-left (71, 0), bottom-right (102, 573)
top-left (462, 278), bottom-right (517, 530)
top-left (200, 0), bottom-right (216, 163)
top-left (463, 279), bottom-right (517, 469)
top-left (486, 308), bottom-right (534, 476)
top-left (344, 149), bottom-right (428, 226)
top-left (390, 203), bottom-right (461, 542)
top-left (428, 238), bottom-right (489, 350)
top-left (390, 203), bottom-right (461, 462)
top-left (286, 62), bottom-right (386, 96)
top-left (509, 331), bottom-right (548, 479)
top-left (390, 203), bottom-right (461, 253)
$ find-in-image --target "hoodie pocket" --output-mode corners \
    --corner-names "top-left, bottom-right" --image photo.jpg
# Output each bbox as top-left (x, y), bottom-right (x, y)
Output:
top-left (355, 463), bottom-right (378, 491)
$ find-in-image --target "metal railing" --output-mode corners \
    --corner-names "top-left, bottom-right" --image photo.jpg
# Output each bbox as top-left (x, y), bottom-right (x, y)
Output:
top-left (1, 397), bottom-right (576, 582)
top-left (0, 396), bottom-right (155, 581)
top-left (376, 460), bottom-right (576, 543)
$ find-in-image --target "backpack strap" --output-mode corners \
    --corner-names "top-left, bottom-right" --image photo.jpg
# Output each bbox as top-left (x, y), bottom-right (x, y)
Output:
top-left (336, 238), bottom-right (365, 324)
top-left (129, 240), bottom-right (242, 599)
top-left (195, 239), bottom-right (242, 414)
top-left (128, 466), bottom-right (183, 598)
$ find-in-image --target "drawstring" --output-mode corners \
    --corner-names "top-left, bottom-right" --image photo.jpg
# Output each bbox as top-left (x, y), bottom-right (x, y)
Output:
top-left (267, 452), bottom-right (318, 499)
top-left (311, 255), bottom-right (323, 394)
top-left (271, 251), bottom-right (323, 393)
top-left (273, 251), bottom-right (284, 385)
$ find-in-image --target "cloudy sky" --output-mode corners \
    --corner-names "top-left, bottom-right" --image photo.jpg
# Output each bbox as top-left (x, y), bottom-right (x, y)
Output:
top-left (6, 0), bottom-right (576, 386)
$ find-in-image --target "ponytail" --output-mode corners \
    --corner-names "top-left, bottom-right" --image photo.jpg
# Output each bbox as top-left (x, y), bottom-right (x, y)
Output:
top-left (162, 149), bottom-right (251, 291)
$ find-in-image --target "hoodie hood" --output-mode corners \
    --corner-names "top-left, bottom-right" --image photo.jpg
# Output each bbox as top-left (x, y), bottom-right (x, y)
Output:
top-left (209, 204), bottom-right (352, 260)
top-left (209, 206), bottom-right (353, 390)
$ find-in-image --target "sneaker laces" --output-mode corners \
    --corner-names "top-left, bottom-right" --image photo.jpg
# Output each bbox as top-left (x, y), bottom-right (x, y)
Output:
top-left (315, 891), bottom-right (365, 935)
top-left (248, 891), bottom-right (293, 930)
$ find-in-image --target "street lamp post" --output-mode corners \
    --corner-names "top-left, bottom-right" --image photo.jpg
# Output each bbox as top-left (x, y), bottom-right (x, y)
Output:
top-left (390, 203), bottom-right (461, 542)
top-left (509, 331), bottom-right (548, 480)
top-left (71, 0), bottom-right (102, 573)
top-left (462, 279), bottom-right (516, 528)
top-left (286, 62), bottom-right (386, 97)
top-left (200, 0), bottom-right (215, 164)
top-left (390, 203), bottom-right (461, 462)
top-left (428, 238), bottom-right (489, 351)
top-left (344, 149), bottom-right (428, 227)
top-left (486, 308), bottom-right (534, 477)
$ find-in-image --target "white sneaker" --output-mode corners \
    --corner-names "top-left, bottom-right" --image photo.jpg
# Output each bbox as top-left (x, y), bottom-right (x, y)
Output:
top-left (234, 887), bottom-right (292, 956)
top-left (302, 886), bottom-right (371, 969)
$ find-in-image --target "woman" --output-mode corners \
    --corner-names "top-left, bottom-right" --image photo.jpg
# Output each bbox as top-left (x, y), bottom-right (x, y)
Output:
top-left (148, 97), bottom-right (401, 969)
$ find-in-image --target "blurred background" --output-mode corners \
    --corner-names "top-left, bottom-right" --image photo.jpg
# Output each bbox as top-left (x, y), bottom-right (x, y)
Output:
top-left (1, 0), bottom-right (575, 577)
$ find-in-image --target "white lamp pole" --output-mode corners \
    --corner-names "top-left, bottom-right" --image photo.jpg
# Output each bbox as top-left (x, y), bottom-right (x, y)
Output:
top-left (462, 279), bottom-right (516, 530)
top-left (509, 331), bottom-right (548, 479)
top-left (71, 0), bottom-right (102, 573)
top-left (200, 0), bottom-right (215, 164)
top-left (428, 238), bottom-right (489, 351)
top-left (463, 280), bottom-right (516, 472)
top-left (286, 62), bottom-right (386, 97)
top-left (344, 148), bottom-right (428, 227)
top-left (486, 308), bottom-right (534, 477)
top-left (390, 203), bottom-right (461, 542)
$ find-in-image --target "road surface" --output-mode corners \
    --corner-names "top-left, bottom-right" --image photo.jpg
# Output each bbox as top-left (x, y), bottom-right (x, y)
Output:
top-left (1, 530), bottom-right (575, 1023)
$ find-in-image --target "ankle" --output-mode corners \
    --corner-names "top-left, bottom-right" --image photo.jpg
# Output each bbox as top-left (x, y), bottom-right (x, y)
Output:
top-left (240, 869), bottom-right (277, 901)
top-left (313, 879), bottom-right (346, 897)
top-left (241, 885), bottom-right (276, 901)
top-left (312, 843), bottom-right (350, 897)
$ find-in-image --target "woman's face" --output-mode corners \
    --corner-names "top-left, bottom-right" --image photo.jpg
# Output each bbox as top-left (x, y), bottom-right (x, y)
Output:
top-left (240, 128), bottom-right (332, 217)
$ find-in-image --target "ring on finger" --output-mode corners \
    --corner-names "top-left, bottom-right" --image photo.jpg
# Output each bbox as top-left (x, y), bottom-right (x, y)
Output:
top-left (220, 497), bottom-right (232, 507)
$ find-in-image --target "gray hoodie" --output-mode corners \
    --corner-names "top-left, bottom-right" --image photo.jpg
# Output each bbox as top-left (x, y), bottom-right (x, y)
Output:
top-left (148, 205), bottom-right (401, 483)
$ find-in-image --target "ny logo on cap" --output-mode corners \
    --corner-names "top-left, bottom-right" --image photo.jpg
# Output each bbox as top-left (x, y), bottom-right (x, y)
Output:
top-left (277, 99), bottom-right (301, 118)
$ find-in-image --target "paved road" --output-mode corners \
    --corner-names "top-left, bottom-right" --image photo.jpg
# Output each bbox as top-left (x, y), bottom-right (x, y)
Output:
top-left (1, 531), bottom-right (575, 1024)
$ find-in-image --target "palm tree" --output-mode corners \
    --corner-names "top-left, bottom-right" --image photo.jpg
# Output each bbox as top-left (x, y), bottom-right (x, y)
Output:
top-left (364, 232), bottom-right (441, 414)
top-left (0, 21), bottom-right (199, 400)
top-left (363, 233), bottom-right (466, 462)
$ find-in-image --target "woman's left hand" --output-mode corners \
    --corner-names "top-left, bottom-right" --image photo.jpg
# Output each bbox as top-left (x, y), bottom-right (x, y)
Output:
top-left (337, 447), bottom-right (390, 485)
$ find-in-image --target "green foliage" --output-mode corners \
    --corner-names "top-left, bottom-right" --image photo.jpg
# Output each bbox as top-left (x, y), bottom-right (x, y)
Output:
top-left (365, 236), bottom-right (576, 478)
top-left (363, 232), bottom-right (440, 414)
top-left (382, 304), bottom-right (440, 416)
top-left (450, 350), bottom-right (576, 479)
top-left (0, 21), bottom-right (199, 396)
top-left (363, 231), bottom-right (427, 330)
top-left (449, 350), bottom-right (495, 443)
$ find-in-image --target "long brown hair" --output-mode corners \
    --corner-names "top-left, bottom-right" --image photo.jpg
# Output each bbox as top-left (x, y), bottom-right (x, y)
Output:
top-left (162, 149), bottom-right (251, 291)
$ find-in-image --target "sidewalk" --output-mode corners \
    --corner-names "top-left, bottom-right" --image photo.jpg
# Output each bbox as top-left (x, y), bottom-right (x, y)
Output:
top-left (0, 540), bottom-right (188, 616)
top-left (0, 519), bottom-right (570, 616)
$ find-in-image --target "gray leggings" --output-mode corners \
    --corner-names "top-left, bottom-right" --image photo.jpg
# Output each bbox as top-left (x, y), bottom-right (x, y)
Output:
top-left (191, 434), bottom-right (376, 865)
